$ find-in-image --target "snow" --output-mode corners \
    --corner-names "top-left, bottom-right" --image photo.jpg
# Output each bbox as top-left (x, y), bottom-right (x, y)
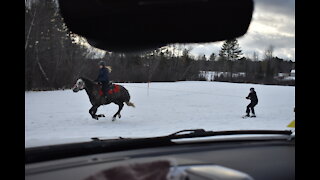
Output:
top-left (25, 81), bottom-right (295, 147)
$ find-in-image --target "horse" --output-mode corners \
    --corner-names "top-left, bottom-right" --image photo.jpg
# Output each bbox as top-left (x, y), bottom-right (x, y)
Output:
top-left (72, 77), bottom-right (135, 121)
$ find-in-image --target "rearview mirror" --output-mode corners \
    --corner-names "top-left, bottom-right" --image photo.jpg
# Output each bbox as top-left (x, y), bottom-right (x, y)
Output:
top-left (58, 0), bottom-right (254, 52)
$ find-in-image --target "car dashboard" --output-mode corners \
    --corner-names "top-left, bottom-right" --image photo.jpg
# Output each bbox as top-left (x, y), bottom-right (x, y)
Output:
top-left (25, 135), bottom-right (295, 180)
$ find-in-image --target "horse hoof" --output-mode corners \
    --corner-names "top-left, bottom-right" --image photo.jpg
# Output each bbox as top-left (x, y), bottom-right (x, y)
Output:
top-left (112, 117), bottom-right (116, 121)
top-left (118, 114), bottom-right (121, 118)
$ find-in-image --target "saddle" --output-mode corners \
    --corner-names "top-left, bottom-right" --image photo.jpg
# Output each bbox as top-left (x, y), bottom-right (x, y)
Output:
top-left (98, 83), bottom-right (120, 96)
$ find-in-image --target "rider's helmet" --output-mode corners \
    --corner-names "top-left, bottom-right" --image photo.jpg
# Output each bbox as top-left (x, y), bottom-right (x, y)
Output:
top-left (99, 61), bottom-right (106, 66)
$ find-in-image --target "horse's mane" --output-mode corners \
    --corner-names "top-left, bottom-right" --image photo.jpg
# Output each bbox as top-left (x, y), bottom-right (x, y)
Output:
top-left (79, 77), bottom-right (95, 89)
top-left (79, 77), bottom-right (91, 82)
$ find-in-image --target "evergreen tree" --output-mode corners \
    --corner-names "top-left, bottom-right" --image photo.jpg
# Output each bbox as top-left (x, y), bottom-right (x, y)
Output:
top-left (209, 52), bottom-right (216, 61)
top-left (219, 39), bottom-right (243, 61)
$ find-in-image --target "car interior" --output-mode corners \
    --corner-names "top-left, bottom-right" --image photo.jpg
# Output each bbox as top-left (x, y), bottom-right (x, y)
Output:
top-left (25, 0), bottom-right (295, 180)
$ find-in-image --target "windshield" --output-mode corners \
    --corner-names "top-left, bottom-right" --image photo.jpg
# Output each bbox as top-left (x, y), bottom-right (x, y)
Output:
top-left (25, 0), bottom-right (295, 148)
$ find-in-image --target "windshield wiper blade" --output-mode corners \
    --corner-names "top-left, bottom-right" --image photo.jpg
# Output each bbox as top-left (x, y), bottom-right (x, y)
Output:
top-left (89, 129), bottom-right (292, 142)
top-left (166, 129), bottom-right (293, 140)
top-left (26, 129), bottom-right (293, 164)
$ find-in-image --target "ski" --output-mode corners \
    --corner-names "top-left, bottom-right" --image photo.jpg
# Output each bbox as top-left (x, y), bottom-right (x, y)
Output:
top-left (242, 115), bottom-right (256, 118)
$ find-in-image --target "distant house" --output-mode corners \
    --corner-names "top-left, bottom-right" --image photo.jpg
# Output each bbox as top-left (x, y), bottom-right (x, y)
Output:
top-left (199, 71), bottom-right (215, 81)
top-left (284, 69), bottom-right (295, 80)
top-left (290, 69), bottom-right (295, 77)
top-left (276, 69), bottom-right (295, 81)
top-left (199, 71), bottom-right (246, 81)
top-left (277, 72), bottom-right (290, 78)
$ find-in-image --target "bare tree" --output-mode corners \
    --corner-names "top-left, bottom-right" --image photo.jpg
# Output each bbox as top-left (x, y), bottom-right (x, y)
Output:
top-left (25, 6), bottom-right (37, 51)
top-left (264, 45), bottom-right (274, 60)
top-left (252, 51), bottom-right (259, 61)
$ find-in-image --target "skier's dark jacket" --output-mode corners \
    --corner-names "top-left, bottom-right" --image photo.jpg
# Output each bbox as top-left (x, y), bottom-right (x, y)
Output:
top-left (96, 67), bottom-right (109, 83)
top-left (247, 91), bottom-right (258, 103)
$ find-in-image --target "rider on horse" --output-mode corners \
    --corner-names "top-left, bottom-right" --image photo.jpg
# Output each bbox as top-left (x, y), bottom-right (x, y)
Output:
top-left (95, 61), bottom-right (111, 98)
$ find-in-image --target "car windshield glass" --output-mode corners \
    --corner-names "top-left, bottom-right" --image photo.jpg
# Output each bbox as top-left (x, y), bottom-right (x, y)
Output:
top-left (25, 0), bottom-right (295, 148)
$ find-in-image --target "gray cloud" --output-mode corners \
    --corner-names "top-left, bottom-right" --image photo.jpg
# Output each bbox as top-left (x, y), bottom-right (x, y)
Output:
top-left (245, 0), bottom-right (295, 60)
top-left (239, 31), bottom-right (294, 50)
top-left (254, 0), bottom-right (295, 17)
top-left (188, 0), bottom-right (295, 61)
top-left (238, 32), bottom-right (295, 60)
top-left (189, 31), bottom-right (295, 61)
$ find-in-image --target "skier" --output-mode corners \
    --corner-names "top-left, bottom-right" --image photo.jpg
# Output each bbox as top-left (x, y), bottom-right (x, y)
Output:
top-left (244, 87), bottom-right (258, 117)
top-left (95, 61), bottom-right (110, 98)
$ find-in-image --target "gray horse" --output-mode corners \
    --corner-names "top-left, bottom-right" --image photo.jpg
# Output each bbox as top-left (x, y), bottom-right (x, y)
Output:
top-left (72, 77), bottom-right (135, 121)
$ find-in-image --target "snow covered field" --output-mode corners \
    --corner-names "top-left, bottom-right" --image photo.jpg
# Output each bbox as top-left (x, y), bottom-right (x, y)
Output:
top-left (25, 81), bottom-right (295, 147)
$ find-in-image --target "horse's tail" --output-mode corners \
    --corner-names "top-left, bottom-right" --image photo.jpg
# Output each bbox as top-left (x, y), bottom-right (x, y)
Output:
top-left (125, 101), bottom-right (135, 108)
top-left (118, 85), bottom-right (135, 107)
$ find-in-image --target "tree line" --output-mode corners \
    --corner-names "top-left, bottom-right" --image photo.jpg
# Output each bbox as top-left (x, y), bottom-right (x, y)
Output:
top-left (198, 40), bottom-right (295, 85)
top-left (25, 0), bottom-right (294, 91)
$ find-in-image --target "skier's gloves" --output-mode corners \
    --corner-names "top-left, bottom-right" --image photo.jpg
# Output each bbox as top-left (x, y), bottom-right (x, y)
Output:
top-left (106, 66), bottom-right (112, 73)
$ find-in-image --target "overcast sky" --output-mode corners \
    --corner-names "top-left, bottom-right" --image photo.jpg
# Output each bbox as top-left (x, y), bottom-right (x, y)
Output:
top-left (70, 0), bottom-right (295, 61)
top-left (26, 0), bottom-right (296, 60)
top-left (188, 0), bottom-right (295, 61)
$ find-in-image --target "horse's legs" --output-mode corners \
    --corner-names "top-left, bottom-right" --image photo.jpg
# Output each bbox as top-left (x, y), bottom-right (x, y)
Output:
top-left (89, 105), bottom-right (99, 120)
top-left (112, 102), bottom-right (124, 121)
